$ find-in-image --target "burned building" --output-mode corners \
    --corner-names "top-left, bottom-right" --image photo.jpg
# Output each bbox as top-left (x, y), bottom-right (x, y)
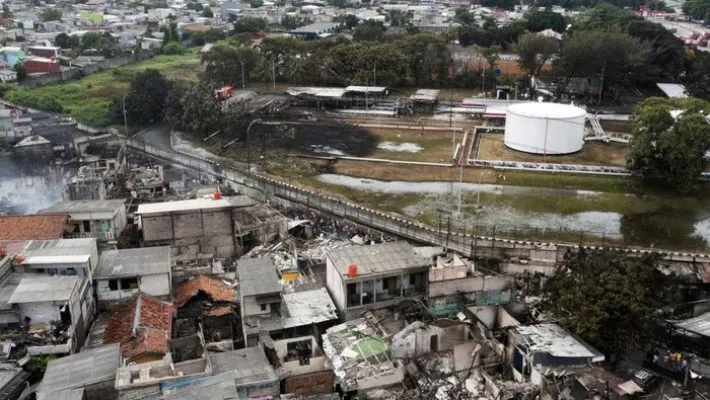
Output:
top-left (174, 275), bottom-right (237, 350)
top-left (136, 195), bottom-right (287, 259)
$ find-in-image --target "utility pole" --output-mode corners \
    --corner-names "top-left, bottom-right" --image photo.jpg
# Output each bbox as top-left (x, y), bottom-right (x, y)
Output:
top-left (481, 69), bottom-right (485, 98)
top-left (271, 58), bottom-right (276, 90)
top-left (373, 62), bottom-right (376, 87)
top-left (239, 59), bottom-right (245, 88)
top-left (122, 93), bottom-right (129, 177)
top-left (598, 62), bottom-right (605, 105)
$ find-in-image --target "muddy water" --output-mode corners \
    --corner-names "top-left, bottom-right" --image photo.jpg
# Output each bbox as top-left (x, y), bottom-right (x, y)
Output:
top-left (317, 174), bottom-right (710, 249)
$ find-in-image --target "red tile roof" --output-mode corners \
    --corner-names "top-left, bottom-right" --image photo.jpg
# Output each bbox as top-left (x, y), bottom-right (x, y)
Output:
top-left (175, 275), bottom-right (235, 308)
top-left (204, 305), bottom-right (233, 317)
top-left (104, 295), bottom-right (174, 360)
top-left (0, 214), bottom-right (67, 241)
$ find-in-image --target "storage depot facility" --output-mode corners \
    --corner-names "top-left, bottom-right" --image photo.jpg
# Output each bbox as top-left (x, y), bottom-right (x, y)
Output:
top-left (504, 102), bottom-right (587, 155)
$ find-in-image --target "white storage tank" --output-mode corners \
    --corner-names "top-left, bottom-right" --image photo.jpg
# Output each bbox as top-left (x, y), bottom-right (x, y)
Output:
top-left (504, 102), bottom-right (586, 155)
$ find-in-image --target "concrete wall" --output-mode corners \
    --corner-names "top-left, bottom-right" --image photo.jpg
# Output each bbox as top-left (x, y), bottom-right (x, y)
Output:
top-left (429, 275), bottom-right (513, 298)
top-left (390, 324), bottom-right (444, 359)
top-left (242, 295), bottom-right (273, 317)
top-left (96, 273), bottom-right (170, 304)
top-left (142, 208), bottom-right (236, 257)
top-left (357, 362), bottom-right (405, 391)
top-left (274, 336), bottom-right (328, 377)
top-left (325, 258), bottom-right (345, 312)
top-left (283, 370), bottom-right (334, 394)
top-left (18, 301), bottom-right (60, 324)
top-left (140, 274), bottom-right (170, 297)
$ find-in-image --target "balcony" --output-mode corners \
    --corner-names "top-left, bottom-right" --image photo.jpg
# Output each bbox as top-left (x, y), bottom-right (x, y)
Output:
top-left (67, 231), bottom-right (116, 241)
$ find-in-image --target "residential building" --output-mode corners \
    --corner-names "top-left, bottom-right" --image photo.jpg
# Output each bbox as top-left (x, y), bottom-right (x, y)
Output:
top-left (27, 46), bottom-right (60, 58)
top-left (94, 247), bottom-right (172, 309)
top-left (136, 195), bottom-right (287, 258)
top-left (0, 214), bottom-right (68, 242)
top-left (0, 69), bottom-right (16, 82)
top-left (8, 275), bottom-right (94, 354)
top-left (428, 253), bottom-right (515, 316)
top-left (159, 372), bottom-right (239, 399)
top-left (42, 199), bottom-right (127, 244)
top-left (11, 238), bottom-right (99, 281)
top-left (264, 335), bottom-right (335, 395)
top-left (508, 323), bottom-right (605, 385)
top-left (104, 294), bottom-right (174, 363)
top-left (0, 47), bottom-right (24, 66)
top-left (237, 256), bottom-right (283, 347)
top-left (325, 241), bottom-right (430, 321)
top-left (174, 275), bottom-right (237, 348)
top-left (12, 135), bottom-right (53, 161)
top-left (23, 56), bottom-right (61, 74)
top-left (209, 346), bottom-right (280, 399)
top-left (35, 343), bottom-right (121, 400)
top-left (220, 2), bottom-right (249, 20)
top-left (288, 22), bottom-right (341, 39)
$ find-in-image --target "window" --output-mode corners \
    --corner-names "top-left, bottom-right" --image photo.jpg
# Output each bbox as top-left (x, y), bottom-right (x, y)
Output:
top-left (120, 277), bottom-right (139, 289)
top-left (260, 304), bottom-right (267, 311)
top-left (82, 220), bottom-right (91, 232)
top-left (108, 280), bottom-right (119, 290)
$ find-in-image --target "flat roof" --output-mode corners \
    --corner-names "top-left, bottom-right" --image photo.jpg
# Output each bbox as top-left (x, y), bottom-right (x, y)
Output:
top-left (344, 86), bottom-right (389, 94)
top-left (410, 89), bottom-right (440, 102)
top-left (17, 238), bottom-right (96, 264)
top-left (161, 372), bottom-right (238, 400)
top-left (237, 256), bottom-right (281, 297)
top-left (43, 199), bottom-right (126, 214)
top-left (95, 246), bottom-right (171, 279)
top-left (37, 344), bottom-right (121, 397)
top-left (657, 83), bottom-right (688, 98)
top-left (327, 241), bottom-right (429, 278)
top-left (673, 311), bottom-right (710, 338)
top-left (9, 275), bottom-right (79, 303)
top-left (286, 87), bottom-right (347, 98)
top-left (14, 135), bottom-right (50, 147)
top-left (209, 347), bottom-right (278, 388)
top-left (136, 196), bottom-right (255, 215)
top-left (515, 323), bottom-right (604, 362)
top-left (288, 21), bottom-right (340, 34)
top-left (506, 102), bottom-right (587, 119)
top-left (283, 287), bottom-right (338, 328)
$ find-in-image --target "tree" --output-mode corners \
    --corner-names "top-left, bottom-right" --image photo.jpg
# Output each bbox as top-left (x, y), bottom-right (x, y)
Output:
top-left (543, 248), bottom-right (662, 361)
top-left (388, 10), bottom-right (413, 27)
top-left (54, 32), bottom-right (80, 49)
top-left (398, 33), bottom-right (451, 86)
top-left (201, 43), bottom-right (259, 87)
top-left (160, 22), bottom-right (179, 44)
top-left (120, 69), bottom-right (171, 127)
top-left (163, 42), bottom-right (185, 54)
top-left (683, 0), bottom-right (710, 20)
top-left (479, 0), bottom-right (517, 11)
top-left (233, 16), bottom-right (266, 33)
top-left (13, 63), bottom-right (27, 82)
top-left (250, 0), bottom-right (263, 7)
top-left (188, 2), bottom-right (203, 11)
top-left (201, 7), bottom-right (214, 17)
top-left (79, 31), bottom-right (119, 57)
top-left (685, 51), bottom-right (710, 100)
top-left (514, 33), bottom-right (559, 78)
top-left (281, 14), bottom-right (308, 30)
top-left (39, 8), bottom-right (62, 22)
top-left (525, 9), bottom-right (566, 33)
top-left (494, 20), bottom-right (526, 48)
top-left (1, 4), bottom-right (12, 18)
top-left (627, 98), bottom-right (710, 193)
top-left (176, 82), bottom-right (223, 137)
top-left (333, 13), bottom-right (359, 29)
top-left (626, 19), bottom-right (684, 82)
top-left (453, 7), bottom-right (475, 24)
top-left (457, 25), bottom-right (493, 47)
top-left (353, 20), bottom-right (386, 41)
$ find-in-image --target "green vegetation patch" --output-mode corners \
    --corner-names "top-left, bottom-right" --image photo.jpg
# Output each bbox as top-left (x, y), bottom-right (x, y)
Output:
top-left (78, 11), bottom-right (103, 23)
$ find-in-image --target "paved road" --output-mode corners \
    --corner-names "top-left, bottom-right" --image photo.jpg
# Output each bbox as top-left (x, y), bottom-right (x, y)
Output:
top-left (133, 122), bottom-right (172, 150)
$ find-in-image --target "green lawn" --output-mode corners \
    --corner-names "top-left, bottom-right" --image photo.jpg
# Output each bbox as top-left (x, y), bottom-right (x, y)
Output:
top-left (4, 49), bottom-right (202, 127)
top-left (78, 11), bottom-right (103, 24)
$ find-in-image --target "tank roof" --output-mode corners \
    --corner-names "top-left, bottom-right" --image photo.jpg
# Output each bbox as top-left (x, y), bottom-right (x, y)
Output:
top-left (506, 102), bottom-right (587, 119)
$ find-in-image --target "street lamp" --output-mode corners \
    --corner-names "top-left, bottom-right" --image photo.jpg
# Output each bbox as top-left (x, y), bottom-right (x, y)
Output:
top-left (245, 118), bottom-right (261, 172)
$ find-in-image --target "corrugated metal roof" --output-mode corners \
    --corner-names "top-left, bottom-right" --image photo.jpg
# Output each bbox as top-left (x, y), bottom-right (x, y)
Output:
top-left (42, 199), bottom-right (126, 214)
top-left (95, 246), bottom-right (170, 278)
top-left (516, 324), bottom-right (604, 361)
top-left (326, 241), bottom-right (428, 278)
top-left (674, 311), bottom-right (710, 338)
top-left (209, 347), bottom-right (278, 388)
top-left (19, 238), bottom-right (96, 258)
top-left (46, 388), bottom-right (85, 400)
top-left (237, 256), bottom-right (281, 297)
top-left (161, 372), bottom-right (238, 400)
top-left (136, 196), bottom-right (255, 215)
top-left (282, 287), bottom-right (337, 328)
top-left (37, 344), bottom-right (121, 396)
top-left (8, 275), bottom-right (80, 303)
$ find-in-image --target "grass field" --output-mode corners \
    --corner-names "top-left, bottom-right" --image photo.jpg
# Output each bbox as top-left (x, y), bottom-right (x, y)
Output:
top-left (364, 127), bottom-right (461, 163)
top-left (78, 11), bottom-right (103, 23)
top-left (4, 49), bottom-right (202, 127)
top-left (475, 133), bottom-right (628, 167)
top-left (600, 120), bottom-right (634, 134)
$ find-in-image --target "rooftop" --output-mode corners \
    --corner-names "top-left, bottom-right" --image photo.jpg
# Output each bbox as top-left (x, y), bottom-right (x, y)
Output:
top-left (506, 102), bottom-right (587, 119)
top-left (136, 196), bottom-right (255, 215)
top-left (286, 86), bottom-right (347, 98)
top-left (36, 343), bottom-right (121, 399)
top-left (327, 241), bottom-right (429, 278)
top-left (0, 215), bottom-right (67, 241)
top-left (161, 372), bottom-right (238, 400)
top-left (104, 295), bottom-right (174, 360)
top-left (208, 346), bottom-right (278, 388)
top-left (95, 246), bottom-right (171, 279)
top-left (42, 199), bottom-right (126, 214)
top-left (16, 238), bottom-right (96, 265)
top-left (515, 323), bottom-right (605, 362)
top-left (410, 89), bottom-right (440, 102)
top-left (282, 287), bottom-right (338, 329)
top-left (45, 388), bottom-right (85, 400)
top-left (9, 275), bottom-right (79, 304)
top-left (13, 134), bottom-right (51, 147)
top-left (237, 256), bottom-right (281, 297)
top-left (288, 21), bottom-right (340, 34)
top-left (175, 275), bottom-right (235, 308)
top-left (672, 311), bottom-right (710, 338)
top-left (657, 82), bottom-right (688, 98)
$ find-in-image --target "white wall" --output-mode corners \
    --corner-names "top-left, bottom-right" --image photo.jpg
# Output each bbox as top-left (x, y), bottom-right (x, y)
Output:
top-left (140, 274), bottom-right (170, 297)
top-left (274, 336), bottom-right (328, 376)
top-left (325, 258), bottom-right (345, 311)
top-left (243, 295), bottom-right (272, 317)
top-left (390, 323), bottom-right (444, 360)
top-left (429, 275), bottom-right (513, 297)
top-left (18, 302), bottom-right (60, 324)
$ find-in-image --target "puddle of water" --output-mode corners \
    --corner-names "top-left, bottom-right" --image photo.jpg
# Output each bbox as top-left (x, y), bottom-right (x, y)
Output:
top-left (318, 174), bottom-right (710, 248)
top-left (310, 145), bottom-right (347, 156)
top-left (377, 141), bottom-right (423, 153)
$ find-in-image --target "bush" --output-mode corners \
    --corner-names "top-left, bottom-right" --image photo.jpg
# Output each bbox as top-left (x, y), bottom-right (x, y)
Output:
top-left (162, 42), bottom-right (186, 55)
top-left (5, 89), bottom-right (64, 113)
